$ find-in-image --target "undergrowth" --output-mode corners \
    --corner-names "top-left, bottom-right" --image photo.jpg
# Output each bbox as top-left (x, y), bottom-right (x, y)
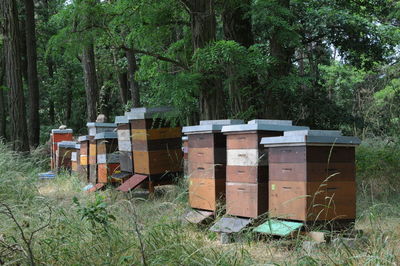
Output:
top-left (0, 140), bottom-right (399, 265)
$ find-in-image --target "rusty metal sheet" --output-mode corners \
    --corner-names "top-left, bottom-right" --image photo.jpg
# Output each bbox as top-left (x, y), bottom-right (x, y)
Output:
top-left (116, 174), bottom-right (148, 192)
top-left (210, 217), bottom-right (252, 233)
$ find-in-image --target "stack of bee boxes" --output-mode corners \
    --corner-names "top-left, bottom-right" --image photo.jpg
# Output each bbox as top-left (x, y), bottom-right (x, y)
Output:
top-left (95, 132), bottom-right (119, 184)
top-left (50, 128), bottom-right (73, 170)
top-left (183, 120), bottom-right (243, 211)
top-left (126, 107), bottom-right (182, 189)
top-left (261, 130), bottom-right (360, 225)
top-left (71, 143), bottom-right (81, 174)
top-left (221, 120), bottom-right (308, 218)
top-left (56, 141), bottom-right (77, 172)
top-left (78, 136), bottom-right (91, 181)
top-left (115, 115), bottom-right (133, 175)
top-left (86, 122), bottom-right (116, 184)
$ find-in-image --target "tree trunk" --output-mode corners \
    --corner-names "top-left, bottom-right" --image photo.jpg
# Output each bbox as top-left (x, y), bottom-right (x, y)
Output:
top-left (126, 49), bottom-right (140, 107)
top-left (112, 51), bottom-right (128, 105)
top-left (0, 52), bottom-right (7, 140)
top-left (1, 0), bottom-right (30, 152)
top-left (24, 0), bottom-right (40, 147)
top-left (47, 59), bottom-right (55, 124)
top-left (183, 0), bottom-right (225, 120)
top-left (64, 70), bottom-right (73, 125)
top-left (82, 43), bottom-right (98, 122)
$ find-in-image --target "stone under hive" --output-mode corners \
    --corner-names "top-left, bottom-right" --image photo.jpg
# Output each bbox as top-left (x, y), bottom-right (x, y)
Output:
top-left (56, 141), bottom-right (77, 172)
top-left (261, 130), bottom-right (361, 224)
top-left (50, 128), bottom-right (73, 170)
top-left (221, 120), bottom-right (309, 218)
top-left (86, 122), bottom-right (116, 184)
top-left (95, 132), bottom-right (119, 184)
top-left (183, 119), bottom-right (244, 211)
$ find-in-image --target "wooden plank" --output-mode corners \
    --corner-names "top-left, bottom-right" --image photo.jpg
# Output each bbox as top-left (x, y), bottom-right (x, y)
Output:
top-left (131, 127), bottom-right (181, 141)
top-left (226, 182), bottom-right (268, 218)
top-left (116, 174), bottom-right (148, 192)
top-left (189, 178), bottom-right (225, 211)
top-left (226, 165), bottom-right (268, 183)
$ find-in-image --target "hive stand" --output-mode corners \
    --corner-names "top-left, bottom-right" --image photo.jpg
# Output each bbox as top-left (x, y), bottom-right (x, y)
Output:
top-left (86, 122), bottom-right (116, 185)
top-left (56, 141), bottom-right (77, 173)
top-left (221, 120), bottom-right (309, 219)
top-left (117, 107), bottom-right (182, 193)
top-left (71, 143), bottom-right (81, 174)
top-left (50, 128), bottom-right (73, 170)
top-left (182, 119), bottom-right (244, 224)
top-left (260, 130), bottom-right (361, 231)
top-left (78, 136), bottom-right (92, 182)
top-left (95, 132), bottom-right (120, 184)
top-left (113, 115), bottom-right (133, 181)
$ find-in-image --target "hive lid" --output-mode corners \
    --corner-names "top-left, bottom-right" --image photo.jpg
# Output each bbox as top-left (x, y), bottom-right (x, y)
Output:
top-left (283, 130), bottom-right (342, 137)
top-left (78, 135), bottom-right (91, 142)
top-left (51, 129), bottom-right (73, 134)
top-left (126, 106), bottom-right (174, 120)
top-left (86, 122), bottom-right (116, 128)
top-left (75, 144), bottom-right (81, 149)
top-left (94, 132), bottom-right (118, 140)
top-left (182, 136), bottom-right (188, 141)
top-left (182, 120), bottom-right (244, 134)
top-left (253, 219), bottom-right (303, 236)
top-left (221, 123), bottom-right (309, 133)
top-left (114, 115), bottom-right (129, 124)
top-left (57, 141), bottom-right (77, 148)
top-left (209, 217), bottom-right (252, 233)
top-left (260, 133), bottom-right (361, 146)
top-left (247, 119), bottom-right (293, 126)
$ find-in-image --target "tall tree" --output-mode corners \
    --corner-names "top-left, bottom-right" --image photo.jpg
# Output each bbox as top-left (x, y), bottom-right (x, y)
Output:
top-left (126, 49), bottom-right (140, 107)
top-left (82, 43), bottom-right (98, 121)
top-left (0, 50), bottom-right (7, 140)
top-left (1, 0), bottom-right (30, 152)
top-left (24, 0), bottom-right (40, 147)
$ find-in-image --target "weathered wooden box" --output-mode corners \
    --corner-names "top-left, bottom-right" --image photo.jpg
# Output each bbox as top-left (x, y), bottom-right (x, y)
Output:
top-left (115, 115), bottom-right (134, 173)
top-left (96, 132), bottom-right (119, 184)
top-left (189, 178), bottom-right (226, 211)
top-left (50, 128), bottom-right (73, 170)
top-left (78, 136), bottom-right (92, 182)
top-left (56, 141), bottom-right (77, 172)
top-left (261, 130), bottom-right (361, 222)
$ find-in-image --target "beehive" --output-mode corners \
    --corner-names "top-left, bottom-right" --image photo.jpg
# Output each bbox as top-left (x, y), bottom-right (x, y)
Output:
top-left (50, 128), bottom-right (73, 170)
top-left (78, 136), bottom-right (92, 181)
top-left (221, 120), bottom-right (309, 218)
top-left (56, 141), bottom-right (77, 172)
top-left (126, 107), bottom-right (182, 178)
top-left (71, 143), bottom-right (81, 174)
top-left (261, 130), bottom-right (361, 223)
top-left (95, 132), bottom-right (119, 184)
top-left (86, 122), bottom-right (116, 184)
top-left (115, 115), bottom-right (133, 174)
top-left (183, 120), bottom-right (244, 211)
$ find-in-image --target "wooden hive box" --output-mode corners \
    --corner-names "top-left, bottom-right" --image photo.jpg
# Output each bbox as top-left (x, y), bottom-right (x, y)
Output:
top-left (127, 107), bottom-right (183, 177)
top-left (78, 136), bottom-right (92, 182)
top-left (183, 119), bottom-right (244, 211)
top-left (56, 141), bottom-right (77, 172)
top-left (71, 143), bottom-right (81, 173)
top-left (95, 132), bottom-right (119, 184)
top-left (50, 128), bottom-right (73, 170)
top-left (261, 130), bottom-right (361, 223)
top-left (115, 115), bottom-right (133, 173)
top-left (221, 120), bottom-right (309, 218)
top-left (182, 136), bottom-right (188, 178)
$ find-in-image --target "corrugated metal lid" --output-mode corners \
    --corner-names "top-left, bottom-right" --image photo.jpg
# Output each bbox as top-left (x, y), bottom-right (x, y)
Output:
top-left (247, 119), bottom-right (292, 126)
top-left (94, 132), bottom-right (118, 140)
top-left (114, 115), bottom-right (129, 124)
top-left (183, 120), bottom-right (244, 134)
top-left (221, 123), bottom-right (309, 133)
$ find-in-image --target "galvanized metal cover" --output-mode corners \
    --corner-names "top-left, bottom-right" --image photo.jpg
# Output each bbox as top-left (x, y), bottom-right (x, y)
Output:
top-left (125, 106), bottom-right (174, 120)
top-left (86, 122), bottom-right (116, 128)
top-left (221, 124), bottom-right (309, 133)
top-left (94, 132), bottom-right (118, 140)
top-left (260, 135), bottom-right (361, 146)
top-left (183, 120), bottom-right (244, 134)
top-left (209, 217), bottom-right (252, 233)
top-left (115, 115), bottom-right (129, 124)
top-left (78, 135), bottom-right (91, 142)
top-left (51, 129), bottom-right (73, 134)
top-left (247, 119), bottom-right (292, 126)
top-left (253, 219), bottom-right (303, 236)
top-left (57, 141), bottom-right (77, 148)
top-left (283, 130), bottom-right (342, 137)
top-left (199, 119), bottom-right (244, 125)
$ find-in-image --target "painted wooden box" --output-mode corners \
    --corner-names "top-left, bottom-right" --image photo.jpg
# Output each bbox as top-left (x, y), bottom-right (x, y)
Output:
top-left (183, 119), bottom-right (244, 211)
top-left (50, 128), bottom-right (73, 170)
top-left (95, 132), bottom-right (119, 184)
top-left (56, 141), bottom-right (77, 172)
top-left (261, 130), bottom-right (361, 222)
top-left (78, 136), bottom-right (92, 182)
top-left (115, 115), bottom-right (134, 173)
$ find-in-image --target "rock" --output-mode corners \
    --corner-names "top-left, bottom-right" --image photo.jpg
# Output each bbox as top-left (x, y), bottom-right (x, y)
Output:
top-left (96, 114), bottom-right (106, 123)
top-left (59, 125), bottom-right (67, 129)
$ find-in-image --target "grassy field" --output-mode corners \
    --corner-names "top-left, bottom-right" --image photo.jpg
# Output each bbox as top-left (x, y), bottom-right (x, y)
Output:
top-left (0, 140), bottom-right (400, 265)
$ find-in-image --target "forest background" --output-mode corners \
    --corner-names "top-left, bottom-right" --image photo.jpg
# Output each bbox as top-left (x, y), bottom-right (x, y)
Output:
top-left (1, 0), bottom-right (400, 152)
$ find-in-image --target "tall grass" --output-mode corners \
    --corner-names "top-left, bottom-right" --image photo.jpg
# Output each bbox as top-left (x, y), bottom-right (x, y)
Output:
top-left (0, 140), bottom-right (399, 265)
